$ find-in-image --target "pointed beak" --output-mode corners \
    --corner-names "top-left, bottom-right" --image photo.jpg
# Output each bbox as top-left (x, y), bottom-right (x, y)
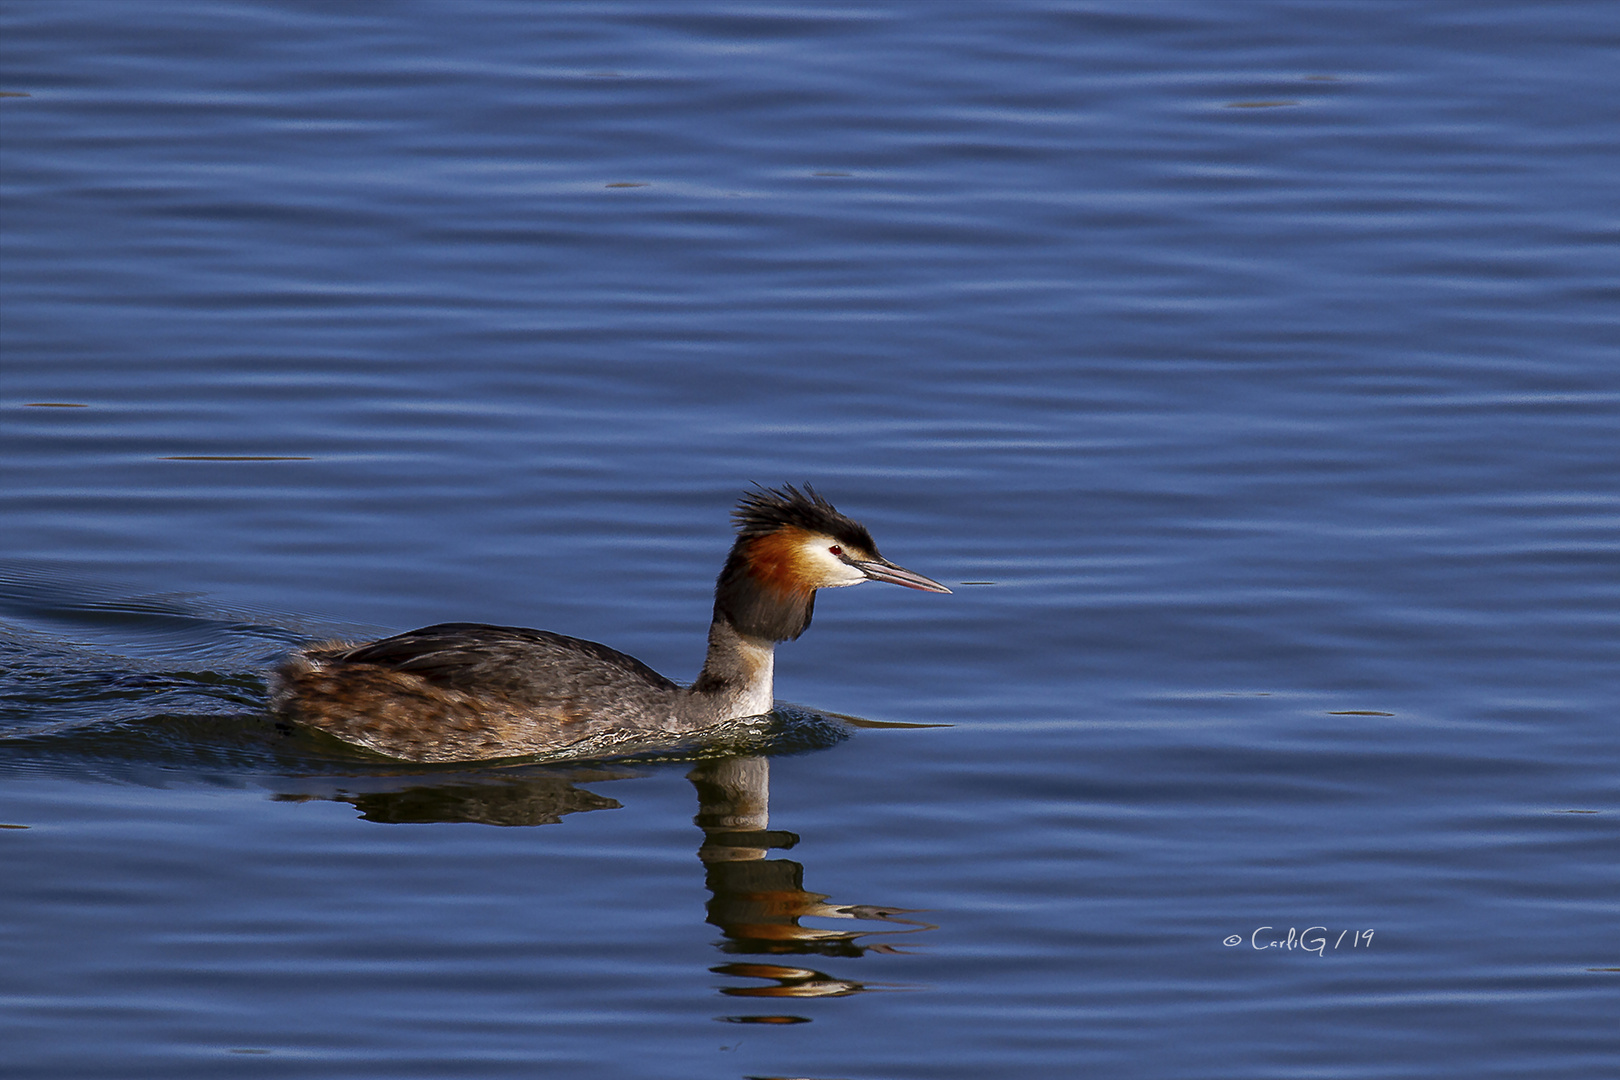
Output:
top-left (853, 558), bottom-right (953, 594)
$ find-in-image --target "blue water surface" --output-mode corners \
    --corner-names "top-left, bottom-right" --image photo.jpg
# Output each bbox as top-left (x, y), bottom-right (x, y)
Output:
top-left (2, 2), bottom-right (1617, 1078)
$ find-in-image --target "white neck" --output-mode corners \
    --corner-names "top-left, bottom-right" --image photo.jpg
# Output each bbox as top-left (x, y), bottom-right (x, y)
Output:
top-left (685, 617), bottom-right (778, 723)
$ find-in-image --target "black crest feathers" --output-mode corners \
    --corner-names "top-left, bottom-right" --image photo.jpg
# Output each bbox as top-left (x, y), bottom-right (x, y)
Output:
top-left (731, 483), bottom-right (877, 552)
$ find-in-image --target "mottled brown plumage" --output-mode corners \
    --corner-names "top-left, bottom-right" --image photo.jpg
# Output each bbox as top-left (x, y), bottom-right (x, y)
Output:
top-left (271, 485), bottom-right (950, 762)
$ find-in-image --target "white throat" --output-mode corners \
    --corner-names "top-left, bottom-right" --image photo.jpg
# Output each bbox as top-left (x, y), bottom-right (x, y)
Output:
top-left (729, 633), bottom-right (776, 718)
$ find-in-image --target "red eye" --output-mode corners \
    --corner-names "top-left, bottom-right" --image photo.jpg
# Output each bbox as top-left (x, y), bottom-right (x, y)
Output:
top-left (829, 545), bottom-right (843, 556)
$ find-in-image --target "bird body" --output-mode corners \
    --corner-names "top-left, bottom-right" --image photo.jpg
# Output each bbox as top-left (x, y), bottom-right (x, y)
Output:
top-left (272, 486), bottom-right (949, 761)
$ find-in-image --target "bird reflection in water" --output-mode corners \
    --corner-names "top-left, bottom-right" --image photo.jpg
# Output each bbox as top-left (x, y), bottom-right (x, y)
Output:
top-left (287, 749), bottom-right (935, 1023)
top-left (689, 755), bottom-right (935, 1021)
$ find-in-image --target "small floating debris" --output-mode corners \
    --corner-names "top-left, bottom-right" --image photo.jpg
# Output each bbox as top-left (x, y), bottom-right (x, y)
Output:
top-left (1328, 710), bottom-right (1394, 716)
top-left (0, 91), bottom-right (32, 98)
top-left (604, 181), bottom-right (649, 188)
top-left (716, 1014), bottom-right (811, 1025)
top-left (24, 402), bottom-right (88, 407)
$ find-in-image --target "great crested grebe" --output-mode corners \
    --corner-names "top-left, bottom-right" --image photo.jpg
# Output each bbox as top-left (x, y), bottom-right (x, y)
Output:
top-left (271, 485), bottom-right (950, 761)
